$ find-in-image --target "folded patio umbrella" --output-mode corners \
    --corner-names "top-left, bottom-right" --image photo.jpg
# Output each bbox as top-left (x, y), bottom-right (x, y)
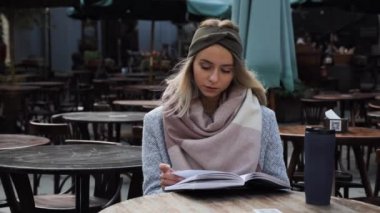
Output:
top-left (232, 0), bottom-right (298, 91)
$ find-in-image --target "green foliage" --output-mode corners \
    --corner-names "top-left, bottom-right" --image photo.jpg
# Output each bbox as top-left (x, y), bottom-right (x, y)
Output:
top-left (0, 64), bottom-right (21, 84)
top-left (273, 81), bottom-right (317, 99)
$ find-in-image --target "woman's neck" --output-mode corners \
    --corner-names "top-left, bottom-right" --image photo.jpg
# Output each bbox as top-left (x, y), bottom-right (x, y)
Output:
top-left (201, 96), bottom-right (220, 116)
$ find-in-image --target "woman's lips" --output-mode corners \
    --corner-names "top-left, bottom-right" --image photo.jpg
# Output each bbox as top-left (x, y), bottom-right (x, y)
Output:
top-left (204, 86), bottom-right (217, 91)
top-left (203, 86), bottom-right (219, 94)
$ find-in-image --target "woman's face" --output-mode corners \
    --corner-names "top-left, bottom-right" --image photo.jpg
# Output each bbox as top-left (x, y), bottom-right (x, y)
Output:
top-left (193, 44), bottom-right (234, 103)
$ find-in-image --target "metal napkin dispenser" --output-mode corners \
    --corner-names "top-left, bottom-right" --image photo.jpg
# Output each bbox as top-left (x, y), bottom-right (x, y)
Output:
top-left (323, 118), bottom-right (348, 133)
top-left (323, 109), bottom-right (348, 133)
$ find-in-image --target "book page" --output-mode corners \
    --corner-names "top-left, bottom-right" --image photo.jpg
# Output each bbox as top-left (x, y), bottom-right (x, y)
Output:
top-left (173, 170), bottom-right (241, 183)
top-left (241, 172), bottom-right (290, 190)
top-left (165, 170), bottom-right (289, 192)
top-left (165, 170), bottom-right (244, 191)
top-left (173, 170), bottom-right (218, 179)
top-left (165, 179), bottom-right (242, 191)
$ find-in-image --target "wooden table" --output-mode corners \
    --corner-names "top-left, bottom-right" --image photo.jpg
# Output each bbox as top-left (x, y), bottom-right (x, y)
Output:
top-left (0, 85), bottom-right (40, 92)
top-left (367, 111), bottom-right (380, 119)
top-left (62, 111), bottom-right (146, 141)
top-left (313, 92), bottom-right (375, 126)
top-left (0, 134), bottom-right (49, 207)
top-left (113, 100), bottom-right (161, 110)
top-left (19, 81), bottom-right (65, 88)
top-left (123, 84), bottom-right (166, 99)
top-left (0, 134), bottom-right (50, 150)
top-left (367, 111), bottom-right (380, 128)
top-left (100, 191), bottom-right (380, 213)
top-left (279, 124), bottom-right (380, 197)
top-left (124, 84), bottom-right (166, 91)
top-left (0, 144), bottom-right (142, 213)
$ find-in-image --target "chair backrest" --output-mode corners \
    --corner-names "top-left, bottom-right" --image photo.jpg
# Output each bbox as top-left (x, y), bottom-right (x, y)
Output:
top-left (65, 139), bottom-right (120, 145)
top-left (28, 120), bottom-right (71, 145)
top-left (300, 98), bottom-right (337, 125)
top-left (50, 113), bottom-right (66, 123)
top-left (130, 125), bottom-right (143, 146)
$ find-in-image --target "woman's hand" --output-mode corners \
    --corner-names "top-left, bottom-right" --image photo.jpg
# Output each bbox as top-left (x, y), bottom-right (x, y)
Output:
top-left (159, 163), bottom-right (183, 189)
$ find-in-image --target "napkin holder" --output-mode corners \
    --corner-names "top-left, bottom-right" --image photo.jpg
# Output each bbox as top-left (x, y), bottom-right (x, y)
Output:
top-left (323, 118), bottom-right (348, 133)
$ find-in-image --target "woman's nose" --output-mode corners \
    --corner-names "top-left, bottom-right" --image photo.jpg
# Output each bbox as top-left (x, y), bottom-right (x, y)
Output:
top-left (209, 69), bottom-right (219, 83)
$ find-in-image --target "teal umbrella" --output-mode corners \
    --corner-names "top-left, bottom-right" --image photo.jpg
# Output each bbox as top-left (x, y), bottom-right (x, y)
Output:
top-left (232, 0), bottom-right (298, 91)
top-left (187, 0), bottom-right (232, 18)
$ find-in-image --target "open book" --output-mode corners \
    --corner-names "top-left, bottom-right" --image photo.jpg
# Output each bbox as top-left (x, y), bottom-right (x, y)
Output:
top-left (164, 170), bottom-right (291, 192)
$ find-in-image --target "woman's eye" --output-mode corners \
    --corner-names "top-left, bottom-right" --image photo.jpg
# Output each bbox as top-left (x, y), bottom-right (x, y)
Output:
top-left (221, 67), bottom-right (233, 73)
top-left (200, 63), bottom-right (211, 70)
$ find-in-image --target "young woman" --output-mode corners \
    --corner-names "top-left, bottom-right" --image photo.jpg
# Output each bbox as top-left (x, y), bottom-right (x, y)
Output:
top-left (142, 19), bottom-right (289, 195)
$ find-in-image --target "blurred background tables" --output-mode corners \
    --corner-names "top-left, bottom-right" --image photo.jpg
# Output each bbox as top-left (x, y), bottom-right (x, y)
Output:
top-left (62, 111), bottom-right (146, 141)
top-left (313, 92), bottom-right (376, 126)
top-left (113, 100), bottom-right (161, 111)
top-left (122, 84), bottom-right (166, 99)
top-left (0, 134), bottom-right (49, 150)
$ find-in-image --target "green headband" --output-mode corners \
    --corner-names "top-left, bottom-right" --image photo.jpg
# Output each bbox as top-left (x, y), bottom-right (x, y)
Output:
top-left (187, 26), bottom-right (243, 59)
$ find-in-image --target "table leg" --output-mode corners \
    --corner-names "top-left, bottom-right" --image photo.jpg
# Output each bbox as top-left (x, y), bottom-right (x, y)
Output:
top-left (339, 101), bottom-right (346, 118)
top-left (283, 141), bottom-right (288, 167)
top-left (287, 141), bottom-right (303, 181)
top-left (352, 145), bottom-right (373, 197)
top-left (107, 123), bottom-right (113, 141)
top-left (128, 168), bottom-right (143, 199)
top-left (75, 174), bottom-right (90, 213)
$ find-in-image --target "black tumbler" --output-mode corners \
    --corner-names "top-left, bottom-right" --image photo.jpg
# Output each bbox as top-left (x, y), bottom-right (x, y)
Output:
top-left (304, 127), bottom-right (336, 205)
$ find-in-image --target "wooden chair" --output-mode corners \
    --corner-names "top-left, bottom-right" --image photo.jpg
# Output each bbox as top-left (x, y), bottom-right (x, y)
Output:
top-left (28, 120), bottom-right (71, 146)
top-left (128, 125), bottom-right (143, 146)
top-left (353, 149), bottom-right (380, 206)
top-left (27, 87), bottom-right (63, 122)
top-left (365, 101), bottom-right (380, 169)
top-left (50, 113), bottom-right (66, 123)
top-left (300, 98), bottom-right (337, 125)
top-left (28, 120), bottom-right (71, 194)
top-left (64, 139), bottom-right (119, 145)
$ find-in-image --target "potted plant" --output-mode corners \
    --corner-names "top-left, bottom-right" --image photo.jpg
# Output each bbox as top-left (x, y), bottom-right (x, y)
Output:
top-left (271, 81), bottom-right (317, 123)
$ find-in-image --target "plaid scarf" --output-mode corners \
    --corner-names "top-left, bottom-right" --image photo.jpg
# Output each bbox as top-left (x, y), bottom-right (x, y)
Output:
top-left (163, 87), bottom-right (262, 174)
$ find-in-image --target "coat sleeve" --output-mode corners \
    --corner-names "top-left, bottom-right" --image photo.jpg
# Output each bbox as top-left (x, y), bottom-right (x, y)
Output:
top-left (142, 108), bottom-right (168, 195)
top-left (260, 107), bottom-right (290, 185)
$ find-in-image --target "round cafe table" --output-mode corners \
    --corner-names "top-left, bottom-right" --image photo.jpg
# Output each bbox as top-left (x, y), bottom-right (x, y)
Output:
top-left (0, 134), bottom-right (49, 208)
top-left (0, 144), bottom-right (142, 213)
top-left (62, 111), bottom-right (146, 141)
top-left (19, 81), bottom-right (65, 88)
top-left (62, 111), bottom-right (146, 123)
top-left (113, 100), bottom-right (161, 110)
top-left (0, 134), bottom-right (50, 150)
top-left (313, 92), bottom-right (375, 126)
top-left (100, 190), bottom-right (380, 212)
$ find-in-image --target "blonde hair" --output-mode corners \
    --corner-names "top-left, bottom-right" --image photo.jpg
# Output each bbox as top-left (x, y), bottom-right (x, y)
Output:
top-left (162, 19), bottom-right (267, 117)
